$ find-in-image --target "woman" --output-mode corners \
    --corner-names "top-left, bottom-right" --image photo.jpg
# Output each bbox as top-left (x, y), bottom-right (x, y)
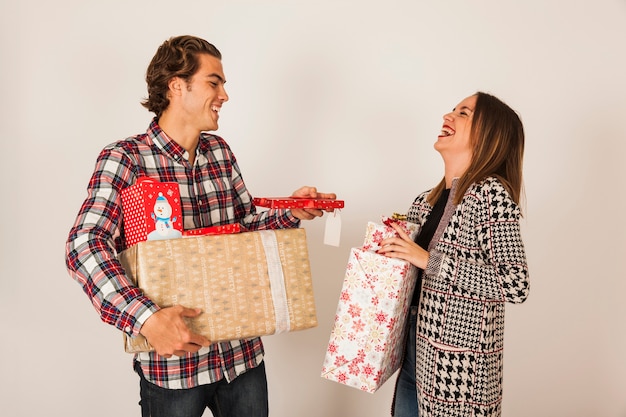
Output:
top-left (378, 92), bottom-right (530, 417)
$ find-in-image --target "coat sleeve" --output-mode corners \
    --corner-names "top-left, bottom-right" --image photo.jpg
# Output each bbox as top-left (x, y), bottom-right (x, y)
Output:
top-left (425, 180), bottom-right (530, 303)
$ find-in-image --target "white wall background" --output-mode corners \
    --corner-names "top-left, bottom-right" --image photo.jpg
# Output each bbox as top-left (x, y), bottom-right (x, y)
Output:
top-left (1, 1), bottom-right (625, 416)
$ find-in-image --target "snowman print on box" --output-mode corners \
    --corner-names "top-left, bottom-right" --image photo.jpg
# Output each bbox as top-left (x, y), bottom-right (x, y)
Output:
top-left (147, 192), bottom-right (182, 241)
top-left (120, 178), bottom-right (184, 246)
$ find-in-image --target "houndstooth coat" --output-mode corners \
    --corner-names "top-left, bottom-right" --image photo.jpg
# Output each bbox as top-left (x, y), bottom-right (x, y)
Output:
top-left (406, 177), bottom-right (530, 417)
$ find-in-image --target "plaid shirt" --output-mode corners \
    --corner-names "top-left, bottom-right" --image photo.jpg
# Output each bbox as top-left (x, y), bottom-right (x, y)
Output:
top-left (66, 118), bottom-right (300, 389)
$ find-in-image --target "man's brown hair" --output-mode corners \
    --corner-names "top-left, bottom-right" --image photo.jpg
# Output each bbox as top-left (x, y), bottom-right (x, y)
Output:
top-left (141, 35), bottom-right (222, 118)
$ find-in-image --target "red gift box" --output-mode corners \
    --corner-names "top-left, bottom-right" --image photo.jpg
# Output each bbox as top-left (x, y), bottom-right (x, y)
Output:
top-left (121, 177), bottom-right (183, 247)
top-left (182, 223), bottom-right (244, 237)
top-left (253, 197), bottom-right (344, 210)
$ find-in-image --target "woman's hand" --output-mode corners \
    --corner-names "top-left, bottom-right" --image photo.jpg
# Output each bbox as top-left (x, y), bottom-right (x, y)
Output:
top-left (377, 222), bottom-right (429, 269)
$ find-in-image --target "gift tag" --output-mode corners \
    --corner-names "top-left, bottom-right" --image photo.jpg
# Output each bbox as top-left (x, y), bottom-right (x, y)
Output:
top-left (324, 210), bottom-right (342, 246)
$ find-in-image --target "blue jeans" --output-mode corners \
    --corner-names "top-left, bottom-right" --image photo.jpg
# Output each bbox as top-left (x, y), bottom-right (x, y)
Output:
top-left (135, 360), bottom-right (268, 417)
top-left (392, 306), bottom-right (419, 417)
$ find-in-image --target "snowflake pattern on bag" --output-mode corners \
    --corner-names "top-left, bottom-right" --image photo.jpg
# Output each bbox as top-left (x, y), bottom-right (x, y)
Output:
top-left (321, 246), bottom-right (417, 393)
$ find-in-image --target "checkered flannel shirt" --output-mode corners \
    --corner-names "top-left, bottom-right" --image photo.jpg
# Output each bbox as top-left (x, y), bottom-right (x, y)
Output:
top-left (66, 118), bottom-right (300, 389)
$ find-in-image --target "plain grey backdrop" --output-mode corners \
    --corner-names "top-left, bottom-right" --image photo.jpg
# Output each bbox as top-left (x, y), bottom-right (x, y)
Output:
top-left (1, 1), bottom-right (625, 416)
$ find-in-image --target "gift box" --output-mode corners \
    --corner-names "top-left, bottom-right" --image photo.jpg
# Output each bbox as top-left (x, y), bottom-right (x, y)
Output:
top-left (253, 197), bottom-right (344, 210)
top-left (182, 223), bottom-right (244, 237)
top-left (118, 228), bottom-right (317, 353)
top-left (121, 177), bottom-right (183, 247)
top-left (362, 216), bottom-right (419, 252)
top-left (321, 247), bottom-right (417, 393)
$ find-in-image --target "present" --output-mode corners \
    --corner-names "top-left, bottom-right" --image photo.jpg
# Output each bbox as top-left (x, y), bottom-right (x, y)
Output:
top-left (118, 228), bottom-right (317, 353)
top-left (121, 177), bottom-right (183, 247)
top-left (253, 197), bottom-right (344, 210)
top-left (321, 247), bottom-right (417, 393)
top-left (362, 216), bottom-right (419, 252)
top-left (182, 223), bottom-right (244, 237)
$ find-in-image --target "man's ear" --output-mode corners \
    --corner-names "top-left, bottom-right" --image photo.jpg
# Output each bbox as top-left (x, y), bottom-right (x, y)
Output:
top-left (168, 77), bottom-right (183, 97)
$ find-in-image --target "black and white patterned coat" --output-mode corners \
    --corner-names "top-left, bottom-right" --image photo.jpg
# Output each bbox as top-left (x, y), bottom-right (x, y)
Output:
top-left (406, 176), bottom-right (530, 417)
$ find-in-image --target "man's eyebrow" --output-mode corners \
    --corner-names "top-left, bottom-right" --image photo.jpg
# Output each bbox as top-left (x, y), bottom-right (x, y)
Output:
top-left (208, 73), bottom-right (226, 83)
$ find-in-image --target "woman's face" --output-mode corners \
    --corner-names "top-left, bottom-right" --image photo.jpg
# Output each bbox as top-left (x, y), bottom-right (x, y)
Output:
top-left (434, 95), bottom-right (477, 161)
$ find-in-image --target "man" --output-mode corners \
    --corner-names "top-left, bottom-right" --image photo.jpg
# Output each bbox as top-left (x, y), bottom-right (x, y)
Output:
top-left (65, 35), bottom-right (335, 417)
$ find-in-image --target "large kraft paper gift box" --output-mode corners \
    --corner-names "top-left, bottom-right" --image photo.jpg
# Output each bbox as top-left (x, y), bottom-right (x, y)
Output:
top-left (118, 228), bottom-right (317, 353)
top-left (321, 219), bottom-right (418, 393)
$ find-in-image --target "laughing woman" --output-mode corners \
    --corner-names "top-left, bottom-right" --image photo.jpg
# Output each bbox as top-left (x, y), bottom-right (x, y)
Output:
top-left (378, 92), bottom-right (530, 417)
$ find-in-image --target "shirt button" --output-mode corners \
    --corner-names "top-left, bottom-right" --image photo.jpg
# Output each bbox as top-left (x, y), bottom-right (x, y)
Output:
top-left (125, 326), bottom-right (132, 333)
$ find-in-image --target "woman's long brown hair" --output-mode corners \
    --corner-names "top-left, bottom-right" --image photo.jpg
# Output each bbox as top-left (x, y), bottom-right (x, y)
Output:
top-left (428, 92), bottom-right (525, 209)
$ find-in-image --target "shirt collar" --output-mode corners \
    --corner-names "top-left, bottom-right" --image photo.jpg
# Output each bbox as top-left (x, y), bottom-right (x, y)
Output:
top-left (147, 118), bottom-right (188, 163)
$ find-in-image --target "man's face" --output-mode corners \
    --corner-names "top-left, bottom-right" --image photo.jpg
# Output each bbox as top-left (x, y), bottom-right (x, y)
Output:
top-left (178, 53), bottom-right (229, 132)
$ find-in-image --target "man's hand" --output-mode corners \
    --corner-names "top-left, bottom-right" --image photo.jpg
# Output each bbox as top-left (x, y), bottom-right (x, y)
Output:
top-left (139, 305), bottom-right (211, 358)
top-left (290, 186), bottom-right (337, 220)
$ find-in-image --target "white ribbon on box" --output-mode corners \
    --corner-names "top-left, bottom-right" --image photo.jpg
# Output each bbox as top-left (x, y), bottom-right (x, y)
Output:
top-left (258, 230), bottom-right (291, 334)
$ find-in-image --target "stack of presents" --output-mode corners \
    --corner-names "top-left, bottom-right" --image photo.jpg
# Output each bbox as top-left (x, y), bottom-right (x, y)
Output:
top-left (320, 217), bottom-right (419, 393)
top-left (118, 177), bottom-right (342, 353)
top-left (120, 177), bottom-right (419, 394)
